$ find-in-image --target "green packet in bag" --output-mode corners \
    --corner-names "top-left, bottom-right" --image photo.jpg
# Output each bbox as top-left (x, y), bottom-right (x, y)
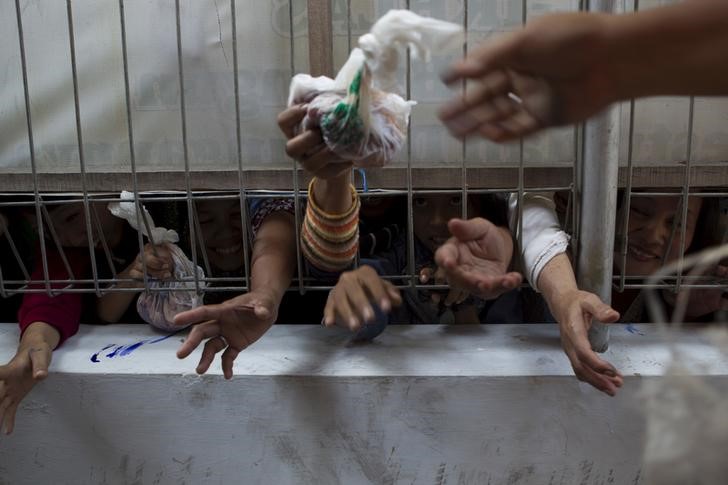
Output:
top-left (288, 9), bottom-right (463, 167)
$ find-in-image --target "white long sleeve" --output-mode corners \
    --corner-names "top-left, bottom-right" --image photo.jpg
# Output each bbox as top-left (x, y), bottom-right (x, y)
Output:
top-left (508, 192), bottom-right (570, 292)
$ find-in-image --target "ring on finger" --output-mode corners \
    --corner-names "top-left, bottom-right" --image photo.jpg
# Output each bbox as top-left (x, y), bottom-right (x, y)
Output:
top-left (217, 335), bottom-right (228, 347)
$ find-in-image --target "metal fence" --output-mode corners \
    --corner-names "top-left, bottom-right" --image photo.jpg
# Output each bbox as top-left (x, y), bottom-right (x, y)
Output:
top-left (0, 0), bottom-right (726, 348)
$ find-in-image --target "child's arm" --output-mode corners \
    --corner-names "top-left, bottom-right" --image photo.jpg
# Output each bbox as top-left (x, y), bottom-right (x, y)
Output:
top-left (97, 243), bottom-right (173, 323)
top-left (0, 322), bottom-right (60, 435)
top-left (174, 211), bottom-right (297, 379)
top-left (538, 252), bottom-right (622, 397)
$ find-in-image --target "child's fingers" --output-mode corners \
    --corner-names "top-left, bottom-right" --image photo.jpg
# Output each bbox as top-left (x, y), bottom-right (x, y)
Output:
top-left (419, 267), bottom-right (434, 284)
top-left (344, 279), bottom-right (375, 324)
top-left (323, 292), bottom-right (336, 327)
top-left (196, 337), bottom-right (226, 375)
top-left (362, 276), bottom-right (392, 314)
top-left (444, 289), bottom-right (465, 307)
top-left (383, 281), bottom-right (402, 306)
top-left (333, 289), bottom-right (359, 331)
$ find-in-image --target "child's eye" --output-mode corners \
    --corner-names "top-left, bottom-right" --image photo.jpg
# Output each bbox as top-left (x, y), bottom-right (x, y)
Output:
top-left (414, 197), bottom-right (427, 207)
top-left (449, 196), bottom-right (462, 207)
top-left (630, 206), bottom-right (650, 218)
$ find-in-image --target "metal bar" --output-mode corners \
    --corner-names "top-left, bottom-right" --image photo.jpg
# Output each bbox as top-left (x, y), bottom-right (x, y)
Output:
top-left (461, 0), bottom-right (468, 221)
top-left (14, 0), bottom-right (52, 296)
top-left (290, 0), bottom-right (305, 293)
top-left (118, 0), bottom-right (153, 292)
top-left (192, 199), bottom-right (213, 278)
top-left (66, 0), bottom-right (102, 297)
top-left (516, 0), bottom-right (527, 257)
top-left (578, 0), bottom-right (619, 350)
top-left (3, 227), bottom-right (32, 283)
top-left (405, 0), bottom-right (416, 289)
top-left (231, 0), bottom-right (252, 292)
top-left (675, 96), bottom-right (696, 294)
top-left (618, 98), bottom-right (636, 292)
top-left (174, 0), bottom-right (201, 295)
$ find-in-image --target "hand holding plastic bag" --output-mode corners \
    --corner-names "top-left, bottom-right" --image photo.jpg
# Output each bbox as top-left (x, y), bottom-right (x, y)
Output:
top-left (288, 9), bottom-right (463, 166)
top-left (108, 191), bottom-right (205, 332)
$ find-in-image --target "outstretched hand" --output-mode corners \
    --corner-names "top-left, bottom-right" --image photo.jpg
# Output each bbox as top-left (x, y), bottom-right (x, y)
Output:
top-left (435, 218), bottom-right (522, 300)
top-left (174, 291), bottom-right (278, 379)
top-left (550, 289), bottom-right (623, 396)
top-left (0, 323), bottom-right (58, 435)
top-left (439, 13), bottom-right (614, 142)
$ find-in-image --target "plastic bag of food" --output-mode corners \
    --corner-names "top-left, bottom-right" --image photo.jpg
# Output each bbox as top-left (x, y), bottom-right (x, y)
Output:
top-left (108, 191), bottom-right (205, 332)
top-left (288, 9), bottom-right (463, 166)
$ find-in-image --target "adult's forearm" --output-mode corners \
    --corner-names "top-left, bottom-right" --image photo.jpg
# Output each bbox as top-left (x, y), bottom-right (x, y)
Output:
top-left (606, 0), bottom-right (728, 100)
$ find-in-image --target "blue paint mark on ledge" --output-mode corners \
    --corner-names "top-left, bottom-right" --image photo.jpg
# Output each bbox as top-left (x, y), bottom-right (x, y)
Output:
top-left (90, 330), bottom-right (183, 363)
top-left (625, 324), bottom-right (645, 336)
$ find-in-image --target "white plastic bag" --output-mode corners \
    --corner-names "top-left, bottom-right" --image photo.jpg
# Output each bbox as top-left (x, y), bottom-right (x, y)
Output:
top-left (108, 191), bottom-right (206, 332)
top-left (288, 10), bottom-right (463, 166)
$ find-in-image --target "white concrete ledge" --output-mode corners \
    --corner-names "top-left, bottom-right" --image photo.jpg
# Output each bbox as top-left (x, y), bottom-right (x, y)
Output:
top-left (1, 323), bottom-right (726, 485)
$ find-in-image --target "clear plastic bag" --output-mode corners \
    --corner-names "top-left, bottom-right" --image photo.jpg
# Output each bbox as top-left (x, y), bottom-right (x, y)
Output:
top-left (287, 9), bottom-right (462, 166)
top-left (108, 191), bottom-right (206, 332)
top-left (136, 243), bottom-right (205, 332)
top-left (642, 245), bottom-right (728, 484)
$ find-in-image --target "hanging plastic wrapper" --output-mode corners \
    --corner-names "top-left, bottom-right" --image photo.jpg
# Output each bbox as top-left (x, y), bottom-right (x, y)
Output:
top-left (108, 191), bottom-right (206, 332)
top-left (288, 10), bottom-right (463, 166)
top-left (641, 245), bottom-right (728, 485)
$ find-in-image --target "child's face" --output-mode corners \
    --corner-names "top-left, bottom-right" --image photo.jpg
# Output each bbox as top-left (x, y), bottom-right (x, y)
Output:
top-left (48, 203), bottom-right (123, 248)
top-left (197, 199), bottom-right (244, 272)
top-left (412, 194), bottom-right (472, 253)
top-left (615, 195), bottom-right (702, 277)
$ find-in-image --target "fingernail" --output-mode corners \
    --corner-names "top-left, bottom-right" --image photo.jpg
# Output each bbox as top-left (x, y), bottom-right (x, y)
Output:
top-left (363, 308), bottom-right (373, 321)
top-left (380, 299), bottom-right (391, 312)
top-left (349, 317), bottom-right (358, 330)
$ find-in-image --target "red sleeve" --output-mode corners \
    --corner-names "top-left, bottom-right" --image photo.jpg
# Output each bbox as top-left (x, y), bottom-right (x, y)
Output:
top-left (18, 246), bottom-right (90, 347)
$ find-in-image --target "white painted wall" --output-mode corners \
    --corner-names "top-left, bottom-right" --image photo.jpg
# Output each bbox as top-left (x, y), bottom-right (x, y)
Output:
top-left (1, 323), bottom-right (726, 485)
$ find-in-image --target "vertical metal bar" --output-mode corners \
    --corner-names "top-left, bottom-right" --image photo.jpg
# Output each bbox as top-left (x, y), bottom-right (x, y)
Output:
top-left (291, 0), bottom-right (306, 293)
top-left (460, 0), bottom-right (468, 221)
top-left (231, 0), bottom-right (252, 292)
top-left (14, 0), bottom-right (52, 296)
top-left (192, 199), bottom-right (212, 278)
top-left (346, 0), bottom-right (352, 52)
top-left (66, 0), bottom-right (101, 296)
top-left (405, 0), bottom-right (415, 288)
top-left (618, 98), bottom-right (636, 292)
top-left (578, 0), bottom-right (620, 351)
top-left (516, 0), bottom-right (527, 254)
top-left (174, 0), bottom-right (201, 294)
top-left (118, 0), bottom-right (153, 291)
top-left (675, 96), bottom-right (695, 293)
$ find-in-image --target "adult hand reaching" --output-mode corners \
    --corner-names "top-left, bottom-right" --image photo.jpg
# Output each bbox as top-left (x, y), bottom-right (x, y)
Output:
top-left (434, 218), bottom-right (522, 300)
top-left (439, 13), bottom-right (614, 143)
top-left (174, 291), bottom-right (278, 379)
